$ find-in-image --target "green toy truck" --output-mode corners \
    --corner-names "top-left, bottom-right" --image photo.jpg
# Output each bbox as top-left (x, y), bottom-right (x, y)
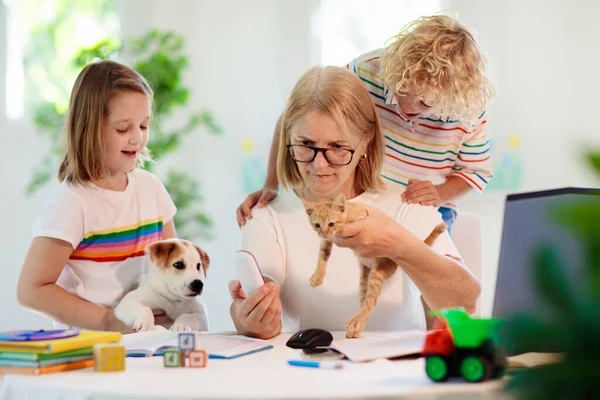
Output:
top-left (422, 308), bottom-right (506, 383)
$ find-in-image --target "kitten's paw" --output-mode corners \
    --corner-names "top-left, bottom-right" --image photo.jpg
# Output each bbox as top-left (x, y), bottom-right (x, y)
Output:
top-left (346, 329), bottom-right (361, 338)
top-left (345, 315), bottom-right (365, 338)
top-left (132, 308), bottom-right (155, 332)
top-left (309, 273), bottom-right (324, 287)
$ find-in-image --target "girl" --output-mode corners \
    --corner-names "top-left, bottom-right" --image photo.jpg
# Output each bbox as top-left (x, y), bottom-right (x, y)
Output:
top-left (17, 60), bottom-right (177, 333)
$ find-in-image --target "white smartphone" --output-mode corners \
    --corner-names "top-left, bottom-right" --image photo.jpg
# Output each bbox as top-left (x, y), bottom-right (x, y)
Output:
top-left (235, 250), bottom-right (265, 296)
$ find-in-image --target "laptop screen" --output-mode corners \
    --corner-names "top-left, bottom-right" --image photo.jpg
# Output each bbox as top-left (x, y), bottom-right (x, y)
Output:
top-left (492, 188), bottom-right (600, 329)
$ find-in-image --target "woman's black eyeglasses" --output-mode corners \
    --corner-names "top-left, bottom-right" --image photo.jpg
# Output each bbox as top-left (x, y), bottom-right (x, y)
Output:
top-left (286, 144), bottom-right (358, 166)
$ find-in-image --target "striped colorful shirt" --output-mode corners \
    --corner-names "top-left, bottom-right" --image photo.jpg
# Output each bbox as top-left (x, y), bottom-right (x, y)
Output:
top-left (70, 217), bottom-right (164, 262)
top-left (33, 169), bottom-right (177, 308)
top-left (346, 49), bottom-right (493, 209)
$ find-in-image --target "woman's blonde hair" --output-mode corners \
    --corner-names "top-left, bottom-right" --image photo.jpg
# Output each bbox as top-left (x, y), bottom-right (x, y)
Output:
top-left (277, 66), bottom-right (384, 193)
top-left (382, 15), bottom-right (495, 122)
top-left (58, 60), bottom-right (153, 185)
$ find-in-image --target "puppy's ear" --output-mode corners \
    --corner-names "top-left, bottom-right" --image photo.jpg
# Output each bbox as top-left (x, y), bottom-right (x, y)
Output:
top-left (194, 244), bottom-right (210, 276)
top-left (146, 240), bottom-right (177, 268)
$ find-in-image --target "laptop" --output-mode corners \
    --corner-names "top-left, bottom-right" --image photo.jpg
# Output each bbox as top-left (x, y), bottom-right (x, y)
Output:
top-left (492, 187), bottom-right (600, 351)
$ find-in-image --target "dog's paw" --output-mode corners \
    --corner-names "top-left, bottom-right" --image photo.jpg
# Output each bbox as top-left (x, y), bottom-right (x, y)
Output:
top-left (152, 325), bottom-right (168, 331)
top-left (132, 308), bottom-right (155, 332)
top-left (309, 272), bottom-right (324, 287)
top-left (170, 313), bottom-right (203, 332)
top-left (169, 323), bottom-right (192, 332)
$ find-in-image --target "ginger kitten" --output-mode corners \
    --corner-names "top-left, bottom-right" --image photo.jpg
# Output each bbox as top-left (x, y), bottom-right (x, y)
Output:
top-left (303, 193), bottom-right (446, 338)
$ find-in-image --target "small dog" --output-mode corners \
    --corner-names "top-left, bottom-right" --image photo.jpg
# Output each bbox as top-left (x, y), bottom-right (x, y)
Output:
top-left (115, 238), bottom-right (210, 332)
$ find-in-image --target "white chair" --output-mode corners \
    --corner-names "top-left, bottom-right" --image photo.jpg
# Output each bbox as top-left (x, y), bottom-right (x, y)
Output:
top-left (451, 212), bottom-right (483, 315)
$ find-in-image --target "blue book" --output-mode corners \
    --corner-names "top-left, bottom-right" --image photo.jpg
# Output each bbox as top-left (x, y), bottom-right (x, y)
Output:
top-left (0, 347), bottom-right (93, 361)
top-left (0, 354), bottom-right (93, 367)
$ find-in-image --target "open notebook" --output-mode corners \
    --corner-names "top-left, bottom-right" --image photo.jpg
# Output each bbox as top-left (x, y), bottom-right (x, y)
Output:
top-left (119, 331), bottom-right (273, 359)
top-left (329, 330), bottom-right (427, 362)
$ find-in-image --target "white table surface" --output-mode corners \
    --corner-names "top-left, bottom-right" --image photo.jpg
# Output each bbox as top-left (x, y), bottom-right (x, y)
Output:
top-left (0, 332), bottom-right (508, 400)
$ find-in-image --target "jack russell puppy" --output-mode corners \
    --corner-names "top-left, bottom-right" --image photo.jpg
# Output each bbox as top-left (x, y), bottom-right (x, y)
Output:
top-left (115, 238), bottom-right (210, 332)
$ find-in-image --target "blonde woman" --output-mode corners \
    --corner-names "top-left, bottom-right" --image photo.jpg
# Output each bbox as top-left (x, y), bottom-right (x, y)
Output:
top-left (237, 15), bottom-right (495, 234)
top-left (229, 66), bottom-right (480, 339)
top-left (17, 61), bottom-right (178, 332)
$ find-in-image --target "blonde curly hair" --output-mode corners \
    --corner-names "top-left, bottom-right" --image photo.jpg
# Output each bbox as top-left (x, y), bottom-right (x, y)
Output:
top-left (382, 15), bottom-right (495, 122)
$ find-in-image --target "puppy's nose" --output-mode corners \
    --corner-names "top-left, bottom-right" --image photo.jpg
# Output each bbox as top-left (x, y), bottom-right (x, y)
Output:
top-left (189, 279), bottom-right (204, 295)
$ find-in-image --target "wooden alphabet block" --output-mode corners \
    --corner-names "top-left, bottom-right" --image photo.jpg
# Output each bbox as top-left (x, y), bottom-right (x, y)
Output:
top-left (93, 344), bottom-right (125, 372)
top-left (178, 332), bottom-right (196, 351)
top-left (188, 349), bottom-right (207, 368)
top-left (163, 348), bottom-right (185, 368)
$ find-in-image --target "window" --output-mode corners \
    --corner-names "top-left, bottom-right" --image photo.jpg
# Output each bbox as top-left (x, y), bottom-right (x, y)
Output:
top-left (317, 0), bottom-right (442, 66)
top-left (4, 0), bottom-right (119, 120)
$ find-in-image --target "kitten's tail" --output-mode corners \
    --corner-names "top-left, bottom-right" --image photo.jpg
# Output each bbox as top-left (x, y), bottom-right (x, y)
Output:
top-left (424, 223), bottom-right (447, 246)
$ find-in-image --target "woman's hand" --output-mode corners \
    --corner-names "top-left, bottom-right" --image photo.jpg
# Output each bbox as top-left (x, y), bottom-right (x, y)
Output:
top-left (236, 187), bottom-right (279, 228)
top-left (229, 280), bottom-right (282, 339)
top-left (333, 205), bottom-right (404, 259)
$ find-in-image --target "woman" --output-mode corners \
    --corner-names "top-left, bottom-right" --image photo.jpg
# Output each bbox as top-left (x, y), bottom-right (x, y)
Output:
top-left (229, 66), bottom-right (480, 339)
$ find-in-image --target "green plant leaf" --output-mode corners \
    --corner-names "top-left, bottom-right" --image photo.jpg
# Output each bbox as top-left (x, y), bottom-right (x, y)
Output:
top-left (532, 245), bottom-right (574, 314)
top-left (551, 201), bottom-right (600, 296)
top-left (26, 166), bottom-right (52, 196)
top-left (588, 152), bottom-right (600, 177)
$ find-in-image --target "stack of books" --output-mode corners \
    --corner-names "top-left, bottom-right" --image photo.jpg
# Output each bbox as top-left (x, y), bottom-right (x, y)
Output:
top-left (0, 330), bottom-right (121, 375)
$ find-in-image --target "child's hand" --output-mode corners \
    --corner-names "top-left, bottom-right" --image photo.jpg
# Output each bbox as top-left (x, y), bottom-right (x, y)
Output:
top-left (402, 179), bottom-right (442, 206)
top-left (236, 187), bottom-right (278, 228)
top-left (103, 309), bottom-right (134, 334)
top-left (152, 309), bottom-right (174, 326)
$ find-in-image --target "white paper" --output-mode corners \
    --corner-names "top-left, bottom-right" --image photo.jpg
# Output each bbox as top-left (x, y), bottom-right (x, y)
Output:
top-left (120, 331), bottom-right (177, 356)
top-left (330, 330), bottom-right (427, 362)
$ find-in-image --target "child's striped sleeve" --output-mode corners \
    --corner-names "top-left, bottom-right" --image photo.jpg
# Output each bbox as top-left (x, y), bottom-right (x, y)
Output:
top-left (450, 111), bottom-right (494, 192)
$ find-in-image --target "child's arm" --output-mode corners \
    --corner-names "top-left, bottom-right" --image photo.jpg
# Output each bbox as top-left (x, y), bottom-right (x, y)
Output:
top-left (447, 112), bottom-right (493, 194)
top-left (162, 220), bottom-right (177, 240)
top-left (403, 112), bottom-right (492, 206)
top-left (436, 177), bottom-right (473, 203)
top-left (17, 237), bottom-right (131, 333)
top-left (236, 115), bottom-right (282, 227)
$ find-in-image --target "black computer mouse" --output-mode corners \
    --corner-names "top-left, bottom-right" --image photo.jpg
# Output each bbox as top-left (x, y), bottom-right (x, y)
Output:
top-left (286, 328), bottom-right (333, 349)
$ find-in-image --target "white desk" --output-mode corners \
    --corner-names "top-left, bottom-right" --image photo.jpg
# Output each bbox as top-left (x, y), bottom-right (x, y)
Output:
top-left (0, 333), bottom-right (508, 400)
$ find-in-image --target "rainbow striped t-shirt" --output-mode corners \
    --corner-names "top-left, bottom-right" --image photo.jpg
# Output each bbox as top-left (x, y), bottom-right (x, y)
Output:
top-left (32, 169), bottom-right (177, 308)
top-left (346, 49), bottom-right (494, 209)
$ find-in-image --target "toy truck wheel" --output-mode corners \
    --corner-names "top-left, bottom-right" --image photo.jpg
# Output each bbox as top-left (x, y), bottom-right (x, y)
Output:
top-left (493, 364), bottom-right (507, 379)
top-left (460, 355), bottom-right (492, 383)
top-left (425, 356), bottom-right (449, 382)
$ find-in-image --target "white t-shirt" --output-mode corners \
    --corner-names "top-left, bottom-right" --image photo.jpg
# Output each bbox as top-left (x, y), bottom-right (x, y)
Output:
top-left (240, 184), bottom-right (460, 332)
top-left (32, 169), bottom-right (177, 308)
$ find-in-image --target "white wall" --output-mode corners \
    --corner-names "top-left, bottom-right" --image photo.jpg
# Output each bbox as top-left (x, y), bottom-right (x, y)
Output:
top-left (444, 0), bottom-right (600, 315)
top-left (2, 0), bottom-right (600, 331)
top-left (1, 2), bottom-right (61, 329)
